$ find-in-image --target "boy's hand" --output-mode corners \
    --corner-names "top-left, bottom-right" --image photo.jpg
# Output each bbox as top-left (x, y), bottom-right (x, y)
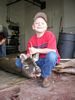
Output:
top-left (29, 47), bottom-right (38, 55)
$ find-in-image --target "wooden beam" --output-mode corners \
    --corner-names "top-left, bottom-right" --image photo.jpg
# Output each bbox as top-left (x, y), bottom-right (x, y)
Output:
top-left (7, 0), bottom-right (21, 6)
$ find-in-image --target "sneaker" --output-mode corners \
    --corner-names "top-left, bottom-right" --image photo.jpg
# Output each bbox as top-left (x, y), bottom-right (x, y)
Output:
top-left (42, 77), bottom-right (50, 88)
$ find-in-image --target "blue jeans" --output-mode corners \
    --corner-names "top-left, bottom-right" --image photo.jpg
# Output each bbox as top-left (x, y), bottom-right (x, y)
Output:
top-left (0, 43), bottom-right (6, 57)
top-left (36, 52), bottom-right (58, 78)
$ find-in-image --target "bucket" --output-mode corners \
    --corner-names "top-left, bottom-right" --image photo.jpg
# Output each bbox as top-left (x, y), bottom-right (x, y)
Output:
top-left (57, 32), bottom-right (75, 58)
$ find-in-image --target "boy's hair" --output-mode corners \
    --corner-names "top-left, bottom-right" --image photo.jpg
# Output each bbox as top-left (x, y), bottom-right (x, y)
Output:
top-left (33, 12), bottom-right (47, 22)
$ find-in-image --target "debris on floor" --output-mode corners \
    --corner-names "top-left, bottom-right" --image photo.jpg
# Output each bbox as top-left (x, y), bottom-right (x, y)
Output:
top-left (53, 59), bottom-right (75, 75)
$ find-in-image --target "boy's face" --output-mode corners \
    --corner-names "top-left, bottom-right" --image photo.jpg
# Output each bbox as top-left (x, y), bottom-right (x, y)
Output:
top-left (32, 17), bottom-right (47, 33)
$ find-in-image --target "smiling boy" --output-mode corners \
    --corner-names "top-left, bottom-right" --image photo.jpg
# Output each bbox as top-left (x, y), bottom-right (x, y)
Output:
top-left (27, 12), bottom-right (60, 87)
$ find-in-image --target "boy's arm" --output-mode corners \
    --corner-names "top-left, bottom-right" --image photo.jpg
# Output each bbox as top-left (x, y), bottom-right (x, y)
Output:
top-left (29, 47), bottom-right (56, 55)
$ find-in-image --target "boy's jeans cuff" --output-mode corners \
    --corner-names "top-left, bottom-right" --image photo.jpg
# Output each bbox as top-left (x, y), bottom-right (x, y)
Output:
top-left (15, 58), bottom-right (23, 68)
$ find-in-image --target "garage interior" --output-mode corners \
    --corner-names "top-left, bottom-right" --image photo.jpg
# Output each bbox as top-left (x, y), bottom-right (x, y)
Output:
top-left (0, 0), bottom-right (75, 100)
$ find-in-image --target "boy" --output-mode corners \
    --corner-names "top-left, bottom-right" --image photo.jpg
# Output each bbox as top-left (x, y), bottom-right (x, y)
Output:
top-left (16, 12), bottom-right (60, 88)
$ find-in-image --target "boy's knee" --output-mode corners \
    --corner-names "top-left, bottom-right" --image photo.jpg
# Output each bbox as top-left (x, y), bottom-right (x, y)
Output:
top-left (46, 51), bottom-right (57, 61)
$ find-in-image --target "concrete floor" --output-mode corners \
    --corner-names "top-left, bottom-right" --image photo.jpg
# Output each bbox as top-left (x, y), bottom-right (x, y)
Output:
top-left (0, 70), bottom-right (75, 100)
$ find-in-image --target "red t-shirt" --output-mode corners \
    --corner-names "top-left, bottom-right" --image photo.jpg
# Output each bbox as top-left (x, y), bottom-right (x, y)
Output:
top-left (27, 31), bottom-right (60, 63)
